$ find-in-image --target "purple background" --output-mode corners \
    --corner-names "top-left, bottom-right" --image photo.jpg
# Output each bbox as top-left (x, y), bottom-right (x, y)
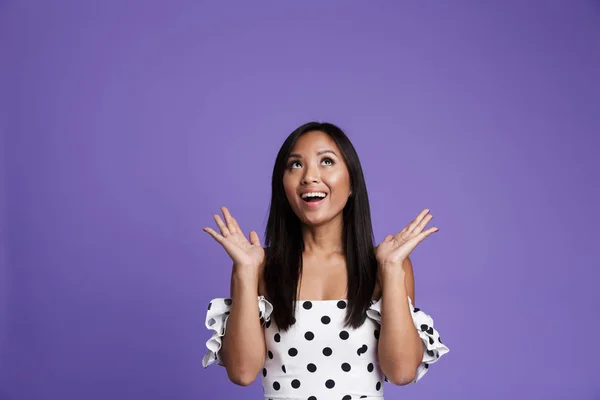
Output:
top-left (2, 1), bottom-right (600, 399)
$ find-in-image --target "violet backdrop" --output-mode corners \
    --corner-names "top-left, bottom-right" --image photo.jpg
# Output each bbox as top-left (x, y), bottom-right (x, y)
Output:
top-left (1, 1), bottom-right (599, 399)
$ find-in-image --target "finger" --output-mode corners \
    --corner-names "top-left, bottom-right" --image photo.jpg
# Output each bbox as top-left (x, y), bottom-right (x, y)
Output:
top-left (407, 209), bottom-right (430, 233)
top-left (395, 221), bottom-right (415, 240)
top-left (228, 210), bottom-right (244, 234)
top-left (414, 214), bottom-right (433, 234)
top-left (222, 207), bottom-right (252, 245)
top-left (249, 230), bottom-right (262, 246)
top-left (397, 210), bottom-right (426, 239)
top-left (203, 227), bottom-right (225, 243)
top-left (417, 226), bottom-right (439, 240)
top-left (221, 206), bottom-right (239, 234)
top-left (394, 229), bottom-right (408, 241)
top-left (213, 214), bottom-right (231, 236)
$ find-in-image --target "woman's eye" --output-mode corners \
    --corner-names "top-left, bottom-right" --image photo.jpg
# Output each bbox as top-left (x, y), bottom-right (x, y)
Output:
top-left (288, 158), bottom-right (333, 169)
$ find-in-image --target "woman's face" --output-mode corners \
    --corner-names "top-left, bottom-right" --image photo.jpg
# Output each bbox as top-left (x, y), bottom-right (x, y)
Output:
top-left (283, 130), bottom-right (352, 227)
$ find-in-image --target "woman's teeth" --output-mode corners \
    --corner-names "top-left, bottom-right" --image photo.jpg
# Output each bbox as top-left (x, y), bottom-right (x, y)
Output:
top-left (301, 192), bottom-right (327, 202)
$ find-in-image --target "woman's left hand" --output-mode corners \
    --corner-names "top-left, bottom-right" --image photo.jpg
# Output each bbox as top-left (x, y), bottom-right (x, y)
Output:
top-left (375, 208), bottom-right (438, 269)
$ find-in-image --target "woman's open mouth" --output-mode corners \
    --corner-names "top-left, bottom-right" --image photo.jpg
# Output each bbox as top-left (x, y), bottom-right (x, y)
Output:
top-left (300, 192), bottom-right (328, 208)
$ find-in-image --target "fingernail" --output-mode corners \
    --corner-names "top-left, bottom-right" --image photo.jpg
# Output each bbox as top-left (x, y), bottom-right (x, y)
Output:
top-left (435, 228), bottom-right (439, 232)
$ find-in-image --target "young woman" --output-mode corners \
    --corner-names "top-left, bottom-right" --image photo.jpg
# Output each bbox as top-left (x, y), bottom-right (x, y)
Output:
top-left (202, 122), bottom-right (449, 399)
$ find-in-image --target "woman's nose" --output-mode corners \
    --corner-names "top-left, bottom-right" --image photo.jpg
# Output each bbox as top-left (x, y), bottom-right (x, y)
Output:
top-left (301, 164), bottom-right (320, 184)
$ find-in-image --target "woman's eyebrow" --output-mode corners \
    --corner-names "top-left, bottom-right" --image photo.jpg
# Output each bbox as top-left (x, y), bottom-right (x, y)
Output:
top-left (288, 149), bottom-right (338, 158)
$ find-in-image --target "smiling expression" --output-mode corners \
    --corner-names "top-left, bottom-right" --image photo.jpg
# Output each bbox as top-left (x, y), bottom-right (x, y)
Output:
top-left (283, 130), bottom-right (352, 227)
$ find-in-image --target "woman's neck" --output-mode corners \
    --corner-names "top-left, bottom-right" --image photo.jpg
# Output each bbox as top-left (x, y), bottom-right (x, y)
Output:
top-left (301, 215), bottom-right (344, 256)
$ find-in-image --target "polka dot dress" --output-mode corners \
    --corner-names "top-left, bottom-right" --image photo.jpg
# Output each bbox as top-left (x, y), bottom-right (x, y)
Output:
top-left (203, 296), bottom-right (449, 399)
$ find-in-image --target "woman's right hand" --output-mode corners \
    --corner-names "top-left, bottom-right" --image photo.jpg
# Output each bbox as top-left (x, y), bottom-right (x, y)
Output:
top-left (203, 206), bottom-right (265, 275)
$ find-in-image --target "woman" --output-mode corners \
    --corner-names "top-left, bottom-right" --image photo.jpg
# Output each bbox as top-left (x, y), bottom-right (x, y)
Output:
top-left (202, 122), bottom-right (449, 399)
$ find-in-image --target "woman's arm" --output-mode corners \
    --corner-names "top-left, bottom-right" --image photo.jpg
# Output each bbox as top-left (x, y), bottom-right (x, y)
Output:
top-left (220, 265), bottom-right (266, 386)
top-left (377, 257), bottom-right (424, 386)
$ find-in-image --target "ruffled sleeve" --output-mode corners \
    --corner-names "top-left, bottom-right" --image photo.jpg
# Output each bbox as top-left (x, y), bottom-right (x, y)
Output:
top-left (202, 295), bottom-right (273, 368)
top-left (366, 296), bottom-right (449, 383)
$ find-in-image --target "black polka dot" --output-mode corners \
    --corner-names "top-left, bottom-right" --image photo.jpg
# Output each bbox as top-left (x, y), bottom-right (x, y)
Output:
top-left (321, 316), bottom-right (331, 324)
top-left (282, 365), bottom-right (286, 373)
top-left (308, 397), bottom-right (317, 400)
top-left (208, 302), bottom-right (212, 310)
top-left (303, 301), bottom-right (313, 310)
top-left (357, 344), bottom-right (368, 355)
top-left (367, 363), bottom-right (374, 372)
top-left (322, 347), bottom-right (333, 356)
top-left (339, 331), bottom-right (349, 340)
top-left (208, 318), bottom-right (216, 326)
top-left (291, 316), bottom-right (296, 325)
top-left (325, 379), bottom-right (335, 389)
top-left (224, 299), bottom-right (232, 305)
top-left (439, 336), bottom-right (443, 344)
top-left (224, 311), bottom-right (230, 315)
top-left (265, 319), bottom-right (271, 328)
top-left (305, 331), bottom-right (315, 341)
top-left (427, 349), bottom-right (435, 357)
top-left (337, 300), bottom-right (346, 309)
top-left (413, 307), bottom-right (420, 313)
top-left (268, 350), bottom-right (273, 359)
top-left (262, 368), bottom-right (267, 377)
top-left (341, 363), bottom-right (351, 372)
top-left (376, 381), bottom-right (381, 391)
top-left (291, 379), bottom-right (301, 389)
top-left (273, 381), bottom-right (280, 390)
top-left (342, 396), bottom-right (351, 400)
top-left (425, 363), bottom-right (429, 369)
top-left (274, 333), bottom-right (281, 342)
top-left (307, 363), bottom-right (317, 372)
top-left (288, 348), bottom-right (298, 357)
top-left (361, 396), bottom-right (367, 399)
top-left (374, 329), bottom-right (380, 340)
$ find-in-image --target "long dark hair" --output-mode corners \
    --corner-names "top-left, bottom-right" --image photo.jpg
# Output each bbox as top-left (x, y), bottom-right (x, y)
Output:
top-left (263, 122), bottom-right (378, 331)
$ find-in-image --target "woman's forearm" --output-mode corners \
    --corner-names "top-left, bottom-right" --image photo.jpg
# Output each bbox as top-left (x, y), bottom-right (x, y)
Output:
top-left (377, 267), bottom-right (423, 385)
top-left (221, 269), bottom-right (266, 386)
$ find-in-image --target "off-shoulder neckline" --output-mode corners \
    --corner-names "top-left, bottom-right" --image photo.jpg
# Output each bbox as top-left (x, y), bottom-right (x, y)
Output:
top-left (294, 299), bottom-right (381, 302)
top-left (297, 299), bottom-right (346, 302)
top-left (256, 296), bottom-right (381, 303)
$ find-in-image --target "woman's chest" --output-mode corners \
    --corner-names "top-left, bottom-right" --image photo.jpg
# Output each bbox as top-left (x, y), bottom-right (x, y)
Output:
top-left (298, 258), bottom-right (348, 300)
top-left (264, 301), bottom-right (381, 372)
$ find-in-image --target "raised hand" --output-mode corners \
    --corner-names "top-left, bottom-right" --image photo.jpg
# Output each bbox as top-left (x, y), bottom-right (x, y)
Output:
top-left (203, 206), bottom-right (265, 272)
top-left (375, 208), bottom-right (438, 267)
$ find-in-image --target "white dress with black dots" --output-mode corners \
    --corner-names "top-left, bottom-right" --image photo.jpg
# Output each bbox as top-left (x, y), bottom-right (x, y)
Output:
top-left (203, 296), bottom-right (449, 399)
